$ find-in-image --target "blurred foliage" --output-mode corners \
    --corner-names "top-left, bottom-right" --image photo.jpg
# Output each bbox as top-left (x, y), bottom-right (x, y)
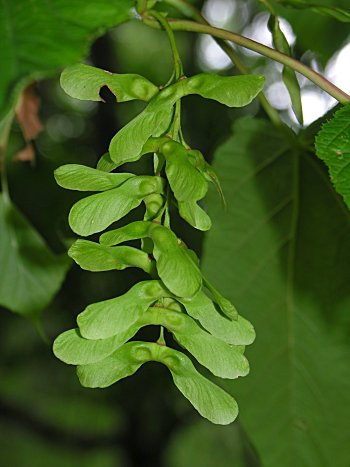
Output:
top-left (0, 0), bottom-right (349, 465)
top-left (271, 0), bottom-right (350, 63)
top-left (202, 115), bottom-right (350, 466)
top-left (0, 0), bottom-right (134, 120)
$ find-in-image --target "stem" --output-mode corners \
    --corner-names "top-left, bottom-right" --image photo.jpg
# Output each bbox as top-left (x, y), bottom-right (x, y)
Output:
top-left (157, 326), bottom-right (166, 345)
top-left (144, 17), bottom-right (350, 104)
top-left (162, 0), bottom-right (295, 138)
top-left (148, 10), bottom-right (183, 80)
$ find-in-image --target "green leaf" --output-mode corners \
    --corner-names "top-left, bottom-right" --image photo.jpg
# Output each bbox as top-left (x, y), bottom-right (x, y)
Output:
top-left (315, 104), bottom-right (350, 209)
top-left (278, 0), bottom-right (350, 22)
top-left (160, 140), bottom-right (208, 203)
top-left (0, 0), bottom-right (134, 121)
top-left (109, 75), bottom-right (265, 166)
top-left (55, 164), bottom-right (134, 191)
top-left (78, 341), bottom-right (239, 424)
top-left (53, 327), bottom-right (139, 365)
top-left (77, 280), bottom-right (171, 339)
top-left (202, 117), bottom-right (350, 465)
top-left (68, 176), bottom-right (164, 236)
top-left (268, 15), bottom-right (303, 124)
top-left (179, 291), bottom-right (256, 346)
top-left (68, 239), bottom-right (155, 274)
top-left (61, 64), bottom-right (159, 102)
top-left (0, 194), bottom-right (70, 319)
top-left (178, 201), bottom-right (212, 231)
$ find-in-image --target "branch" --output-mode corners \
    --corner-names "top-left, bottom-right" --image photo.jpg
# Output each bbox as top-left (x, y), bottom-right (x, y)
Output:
top-left (143, 17), bottom-right (350, 104)
top-left (163, 0), bottom-right (287, 131)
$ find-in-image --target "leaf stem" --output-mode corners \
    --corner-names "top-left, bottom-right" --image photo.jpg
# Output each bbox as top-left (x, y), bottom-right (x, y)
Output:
top-left (143, 16), bottom-right (350, 104)
top-left (148, 10), bottom-right (183, 80)
top-left (157, 325), bottom-right (166, 345)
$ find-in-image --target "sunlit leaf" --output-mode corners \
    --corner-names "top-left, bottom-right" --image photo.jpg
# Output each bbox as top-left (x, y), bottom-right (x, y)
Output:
top-left (315, 103), bottom-right (350, 209)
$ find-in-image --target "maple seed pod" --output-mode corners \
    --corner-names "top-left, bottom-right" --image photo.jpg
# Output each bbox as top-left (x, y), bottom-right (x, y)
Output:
top-left (165, 311), bottom-right (186, 331)
top-left (142, 280), bottom-right (164, 299)
top-left (150, 224), bottom-right (169, 244)
top-left (131, 343), bottom-right (153, 363)
top-left (131, 78), bottom-right (158, 101)
top-left (162, 354), bottom-right (182, 372)
top-left (138, 180), bottom-right (156, 196)
top-left (144, 193), bottom-right (163, 218)
top-left (160, 140), bottom-right (177, 156)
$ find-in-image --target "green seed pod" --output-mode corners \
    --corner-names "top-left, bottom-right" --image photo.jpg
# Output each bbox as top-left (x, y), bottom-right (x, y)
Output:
top-left (130, 342), bottom-right (154, 363)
